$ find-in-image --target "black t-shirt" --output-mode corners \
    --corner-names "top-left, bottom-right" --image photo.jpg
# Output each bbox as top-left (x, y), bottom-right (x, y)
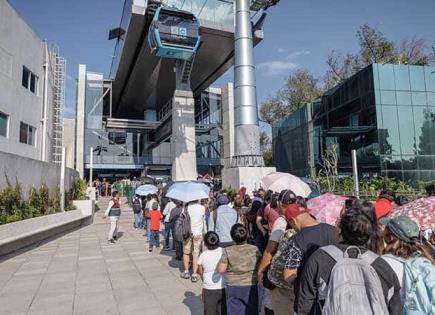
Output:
top-left (297, 244), bottom-right (402, 315)
top-left (281, 223), bottom-right (337, 307)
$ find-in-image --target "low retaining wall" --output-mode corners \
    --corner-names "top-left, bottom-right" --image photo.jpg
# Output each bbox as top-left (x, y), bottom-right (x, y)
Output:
top-left (0, 200), bottom-right (95, 256)
top-left (0, 151), bottom-right (79, 199)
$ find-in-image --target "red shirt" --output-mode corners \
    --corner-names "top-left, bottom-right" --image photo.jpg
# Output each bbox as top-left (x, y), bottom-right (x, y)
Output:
top-left (147, 210), bottom-right (162, 231)
top-left (263, 204), bottom-right (280, 234)
top-left (374, 198), bottom-right (393, 220)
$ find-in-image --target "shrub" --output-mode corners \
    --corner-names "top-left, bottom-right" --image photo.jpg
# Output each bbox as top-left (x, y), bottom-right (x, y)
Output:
top-left (38, 184), bottom-right (50, 215)
top-left (72, 177), bottom-right (88, 200)
top-left (50, 186), bottom-right (61, 213)
top-left (0, 177), bottom-right (23, 224)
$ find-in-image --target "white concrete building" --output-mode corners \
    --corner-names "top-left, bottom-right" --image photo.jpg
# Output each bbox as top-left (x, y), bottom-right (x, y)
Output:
top-left (0, 0), bottom-right (64, 163)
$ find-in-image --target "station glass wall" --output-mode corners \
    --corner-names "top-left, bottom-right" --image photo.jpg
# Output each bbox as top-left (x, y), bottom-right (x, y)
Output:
top-left (273, 64), bottom-right (435, 182)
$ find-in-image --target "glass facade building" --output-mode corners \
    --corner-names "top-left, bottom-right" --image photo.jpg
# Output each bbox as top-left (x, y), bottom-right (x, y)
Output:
top-left (273, 63), bottom-right (435, 182)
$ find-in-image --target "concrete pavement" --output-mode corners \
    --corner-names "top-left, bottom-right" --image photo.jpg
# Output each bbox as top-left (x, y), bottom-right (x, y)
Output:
top-left (0, 197), bottom-right (202, 315)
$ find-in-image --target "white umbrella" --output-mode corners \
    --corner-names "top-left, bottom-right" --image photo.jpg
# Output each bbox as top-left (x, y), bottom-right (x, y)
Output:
top-left (166, 181), bottom-right (210, 203)
top-left (261, 172), bottom-right (312, 198)
top-left (135, 184), bottom-right (158, 196)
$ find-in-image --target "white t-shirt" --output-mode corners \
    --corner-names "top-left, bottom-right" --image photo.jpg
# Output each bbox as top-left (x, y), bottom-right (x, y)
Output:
top-left (198, 248), bottom-right (224, 290)
top-left (269, 216), bottom-right (287, 243)
top-left (382, 254), bottom-right (405, 301)
top-left (163, 201), bottom-right (176, 223)
top-left (188, 203), bottom-right (206, 236)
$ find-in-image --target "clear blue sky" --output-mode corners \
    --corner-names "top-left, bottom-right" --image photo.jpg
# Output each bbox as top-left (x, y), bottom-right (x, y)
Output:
top-left (8, 0), bottom-right (435, 120)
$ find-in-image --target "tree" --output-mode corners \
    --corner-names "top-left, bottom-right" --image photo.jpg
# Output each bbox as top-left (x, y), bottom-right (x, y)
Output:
top-left (317, 144), bottom-right (339, 192)
top-left (325, 51), bottom-right (363, 87)
top-left (259, 69), bottom-right (322, 125)
top-left (357, 24), bottom-right (396, 65)
top-left (259, 131), bottom-right (274, 167)
top-left (396, 38), bottom-right (430, 65)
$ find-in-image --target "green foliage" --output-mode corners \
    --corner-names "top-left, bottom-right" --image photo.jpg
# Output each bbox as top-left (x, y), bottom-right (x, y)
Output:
top-left (318, 176), bottom-right (425, 200)
top-left (0, 177), bottom-right (23, 224)
top-left (50, 186), bottom-right (61, 213)
top-left (263, 150), bottom-right (273, 167)
top-left (72, 177), bottom-right (88, 200)
top-left (221, 187), bottom-right (238, 201)
top-left (38, 184), bottom-right (50, 215)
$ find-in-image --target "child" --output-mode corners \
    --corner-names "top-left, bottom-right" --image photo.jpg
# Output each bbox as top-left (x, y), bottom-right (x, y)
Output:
top-left (147, 201), bottom-right (162, 252)
top-left (217, 224), bottom-right (262, 315)
top-left (198, 232), bottom-right (226, 315)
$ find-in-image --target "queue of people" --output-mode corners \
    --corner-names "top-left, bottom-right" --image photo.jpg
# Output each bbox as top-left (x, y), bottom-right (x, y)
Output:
top-left (103, 182), bottom-right (435, 315)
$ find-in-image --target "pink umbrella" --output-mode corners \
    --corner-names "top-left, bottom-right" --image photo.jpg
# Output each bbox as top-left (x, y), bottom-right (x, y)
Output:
top-left (307, 193), bottom-right (347, 225)
top-left (389, 196), bottom-right (435, 231)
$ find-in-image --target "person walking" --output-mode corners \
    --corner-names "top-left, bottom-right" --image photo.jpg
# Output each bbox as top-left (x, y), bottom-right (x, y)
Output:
top-left (198, 232), bottom-right (226, 315)
top-left (208, 194), bottom-right (239, 248)
top-left (217, 224), bottom-right (262, 315)
top-left (297, 201), bottom-right (402, 315)
top-left (180, 200), bottom-right (206, 282)
top-left (104, 191), bottom-right (121, 244)
top-left (132, 194), bottom-right (143, 229)
top-left (162, 198), bottom-right (176, 250)
top-left (147, 201), bottom-right (162, 252)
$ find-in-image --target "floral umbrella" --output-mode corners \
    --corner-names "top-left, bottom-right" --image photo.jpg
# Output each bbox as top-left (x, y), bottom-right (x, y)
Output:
top-left (307, 193), bottom-right (348, 225)
top-left (389, 196), bottom-right (435, 231)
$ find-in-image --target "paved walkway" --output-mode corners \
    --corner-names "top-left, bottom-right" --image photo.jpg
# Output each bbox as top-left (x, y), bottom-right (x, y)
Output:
top-left (0, 197), bottom-right (202, 315)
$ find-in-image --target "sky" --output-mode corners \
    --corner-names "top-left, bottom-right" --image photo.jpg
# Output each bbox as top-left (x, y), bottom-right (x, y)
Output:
top-left (8, 0), bottom-right (435, 123)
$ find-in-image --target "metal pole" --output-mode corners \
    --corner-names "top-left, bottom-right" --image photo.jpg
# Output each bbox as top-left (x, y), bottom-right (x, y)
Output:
top-left (41, 41), bottom-right (49, 161)
top-left (231, 0), bottom-right (264, 167)
top-left (89, 146), bottom-right (93, 187)
top-left (60, 147), bottom-right (66, 212)
top-left (351, 149), bottom-right (359, 198)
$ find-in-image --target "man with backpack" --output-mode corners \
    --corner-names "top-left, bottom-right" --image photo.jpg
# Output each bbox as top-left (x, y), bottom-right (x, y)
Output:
top-left (207, 194), bottom-right (239, 248)
top-left (297, 201), bottom-right (402, 315)
top-left (132, 195), bottom-right (143, 229)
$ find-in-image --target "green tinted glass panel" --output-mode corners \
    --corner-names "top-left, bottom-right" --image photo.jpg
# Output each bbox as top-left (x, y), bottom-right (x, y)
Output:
top-left (394, 65), bottom-right (410, 90)
top-left (380, 90), bottom-right (396, 105)
top-left (396, 91), bottom-right (411, 106)
top-left (378, 64), bottom-right (395, 90)
top-left (397, 106), bottom-right (415, 154)
top-left (409, 66), bottom-right (426, 91)
top-left (0, 112), bottom-right (7, 137)
top-left (424, 67), bottom-right (435, 92)
top-left (427, 92), bottom-right (435, 106)
top-left (412, 92), bottom-right (427, 106)
top-left (380, 106), bottom-right (401, 155)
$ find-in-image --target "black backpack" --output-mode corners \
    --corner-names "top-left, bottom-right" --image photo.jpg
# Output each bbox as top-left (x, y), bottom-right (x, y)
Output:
top-left (173, 207), bottom-right (192, 242)
top-left (132, 198), bottom-right (142, 213)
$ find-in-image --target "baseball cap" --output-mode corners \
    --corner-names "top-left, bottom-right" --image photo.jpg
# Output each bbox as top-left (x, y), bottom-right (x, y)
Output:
top-left (285, 204), bottom-right (309, 222)
top-left (380, 216), bottom-right (419, 243)
top-left (151, 202), bottom-right (158, 210)
top-left (278, 189), bottom-right (297, 204)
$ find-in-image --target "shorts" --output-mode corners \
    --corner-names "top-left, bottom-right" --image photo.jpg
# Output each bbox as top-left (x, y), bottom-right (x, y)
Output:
top-left (183, 235), bottom-right (203, 256)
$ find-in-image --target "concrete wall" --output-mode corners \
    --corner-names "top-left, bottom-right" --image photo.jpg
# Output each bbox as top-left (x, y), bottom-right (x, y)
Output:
top-left (63, 118), bottom-right (76, 169)
top-left (152, 142), bottom-right (171, 165)
top-left (75, 64), bottom-right (86, 178)
top-left (0, 151), bottom-right (78, 199)
top-left (0, 0), bottom-right (48, 160)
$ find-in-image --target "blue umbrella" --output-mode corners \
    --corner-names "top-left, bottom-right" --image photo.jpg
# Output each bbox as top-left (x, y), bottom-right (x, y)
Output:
top-left (165, 181), bottom-right (210, 203)
top-left (135, 184), bottom-right (158, 196)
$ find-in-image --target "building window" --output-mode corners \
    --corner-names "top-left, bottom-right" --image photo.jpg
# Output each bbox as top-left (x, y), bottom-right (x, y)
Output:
top-left (0, 112), bottom-right (8, 137)
top-left (22, 66), bottom-right (38, 94)
top-left (19, 122), bottom-right (35, 145)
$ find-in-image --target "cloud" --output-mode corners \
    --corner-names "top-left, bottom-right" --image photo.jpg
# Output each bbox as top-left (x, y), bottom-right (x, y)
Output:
top-left (257, 60), bottom-right (297, 75)
top-left (257, 49), bottom-right (311, 76)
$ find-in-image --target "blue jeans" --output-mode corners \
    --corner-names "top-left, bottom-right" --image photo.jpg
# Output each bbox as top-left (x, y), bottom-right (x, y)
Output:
top-left (134, 212), bottom-right (142, 228)
top-left (146, 218), bottom-right (151, 237)
top-left (149, 230), bottom-right (160, 249)
top-left (164, 222), bottom-right (172, 247)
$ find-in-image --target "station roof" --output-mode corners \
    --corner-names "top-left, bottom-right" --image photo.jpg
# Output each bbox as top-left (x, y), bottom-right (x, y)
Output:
top-left (110, 0), bottom-right (263, 119)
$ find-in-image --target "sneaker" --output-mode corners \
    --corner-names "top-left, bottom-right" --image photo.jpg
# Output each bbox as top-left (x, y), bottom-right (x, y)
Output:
top-left (149, 248), bottom-right (153, 252)
top-left (180, 271), bottom-right (190, 279)
top-left (191, 273), bottom-right (200, 283)
top-left (164, 246), bottom-right (170, 250)
top-left (113, 235), bottom-right (118, 241)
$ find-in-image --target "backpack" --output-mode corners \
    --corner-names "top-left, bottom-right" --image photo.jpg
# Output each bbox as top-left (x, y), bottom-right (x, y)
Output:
top-left (320, 245), bottom-right (390, 315)
top-left (212, 206), bottom-right (239, 232)
top-left (402, 256), bottom-right (435, 315)
top-left (132, 198), bottom-right (141, 213)
top-left (173, 207), bottom-right (192, 242)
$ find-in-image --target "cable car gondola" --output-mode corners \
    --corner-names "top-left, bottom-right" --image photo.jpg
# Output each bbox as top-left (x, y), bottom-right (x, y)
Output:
top-left (148, 7), bottom-right (201, 61)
